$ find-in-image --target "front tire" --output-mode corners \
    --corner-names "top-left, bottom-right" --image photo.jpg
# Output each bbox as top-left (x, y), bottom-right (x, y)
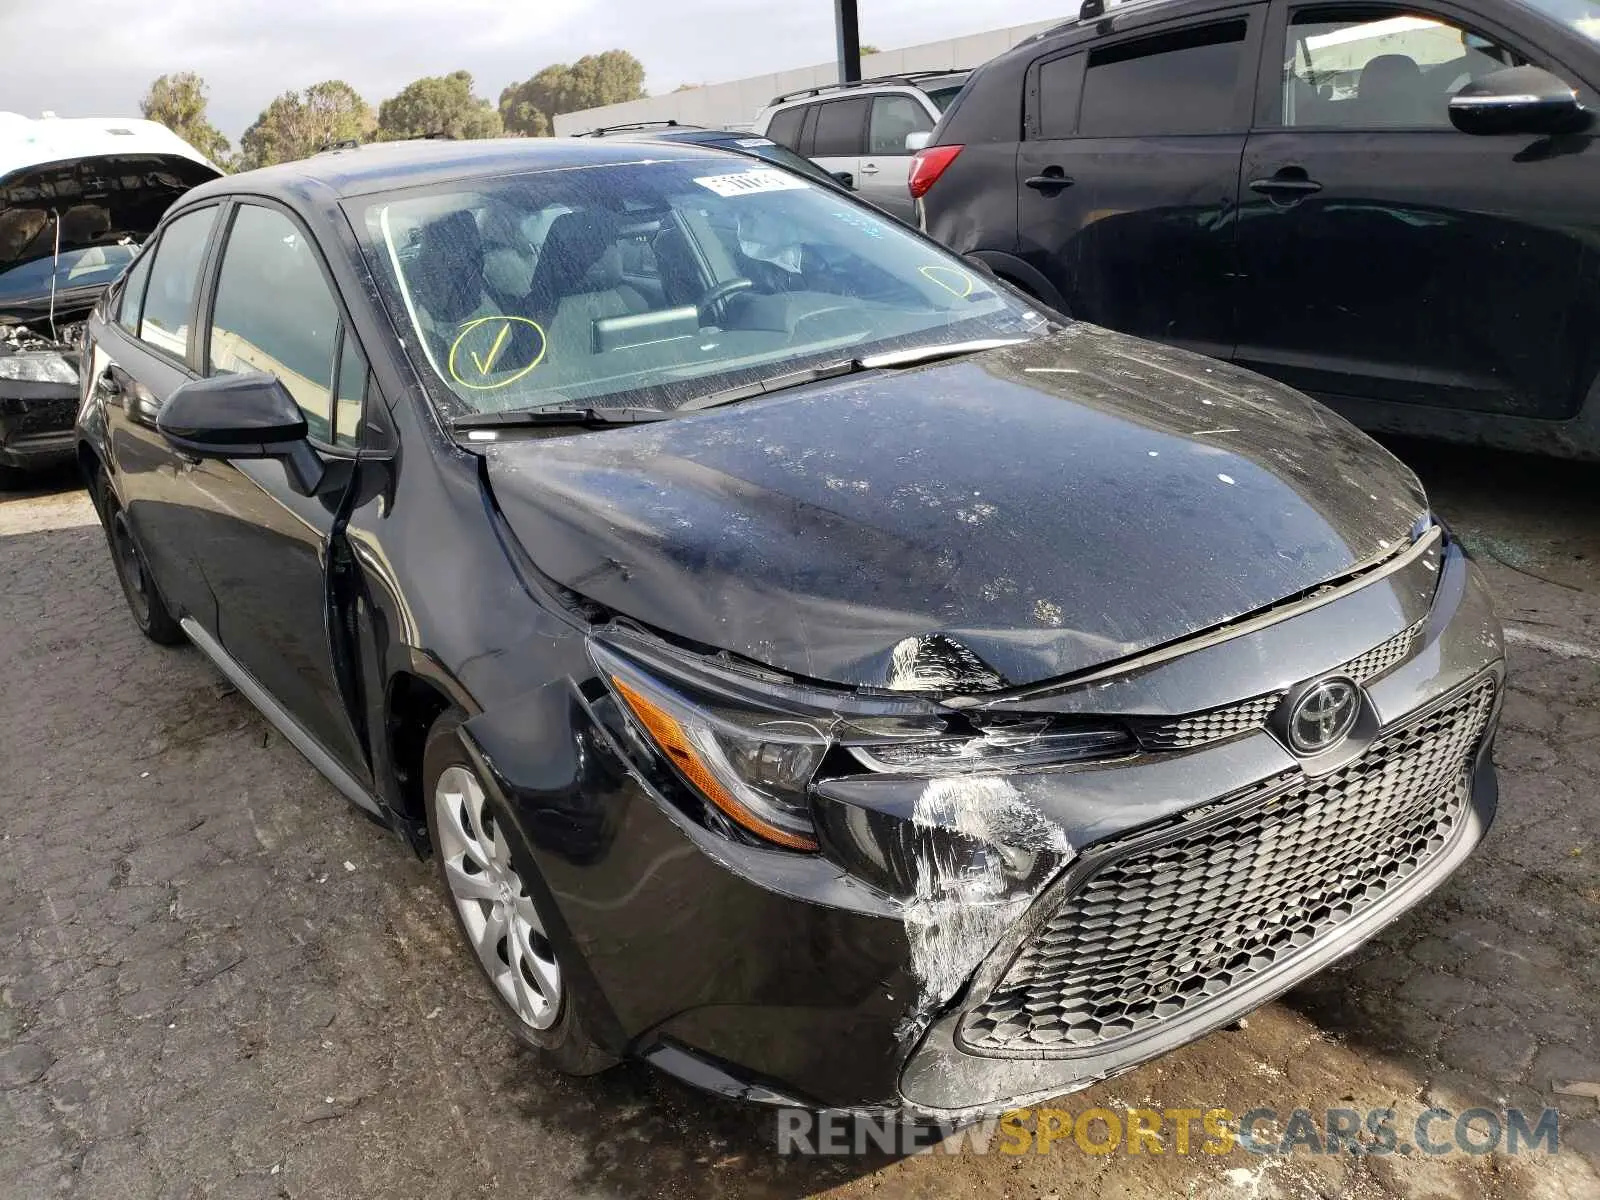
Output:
top-left (99, 472), bottom-right (185, 646)
top-left (423, 710), bottom-right (614, 1075)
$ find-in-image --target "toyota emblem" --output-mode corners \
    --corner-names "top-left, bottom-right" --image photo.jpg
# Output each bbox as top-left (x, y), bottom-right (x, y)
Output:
top-left (1287, 678), bottom-right (1360, 754)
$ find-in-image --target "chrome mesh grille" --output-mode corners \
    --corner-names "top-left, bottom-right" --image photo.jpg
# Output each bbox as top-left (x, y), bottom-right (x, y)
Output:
top-left (959, 678), bottom-right (1496, 1057)
top-left (1137, 623), bottom-right (1424, 751)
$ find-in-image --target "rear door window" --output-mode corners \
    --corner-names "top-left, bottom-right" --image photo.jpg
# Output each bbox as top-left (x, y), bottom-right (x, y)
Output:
top-left (765, 105), bottom-right (806, 149)
top-left (137, 205), bottom-right (219, 360)
top-left (811, 97), bottom-right (870, 156)
top-left (1079, 19), bottom-right (1251, 136)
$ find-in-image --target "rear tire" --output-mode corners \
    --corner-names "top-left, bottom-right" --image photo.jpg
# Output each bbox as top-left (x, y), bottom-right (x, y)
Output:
top-left (99, 472), bottom-right (185, 646)
top-left (423, 709), bottom-right (616, 1076)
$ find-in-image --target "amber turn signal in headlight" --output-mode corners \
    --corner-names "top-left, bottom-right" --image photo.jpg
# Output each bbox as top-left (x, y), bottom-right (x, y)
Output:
top-left (609, 675), bottom-right (822, 852)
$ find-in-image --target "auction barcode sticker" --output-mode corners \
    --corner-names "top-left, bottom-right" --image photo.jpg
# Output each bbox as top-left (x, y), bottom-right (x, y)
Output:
top-left (693, 169), bottom-right (810, 197)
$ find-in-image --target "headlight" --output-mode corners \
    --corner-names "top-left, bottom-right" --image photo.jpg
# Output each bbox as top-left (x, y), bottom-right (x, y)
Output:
top-left (594, 640), bottom-right (1135, 854)
top-left (598, 646), bottom-right (828, 851)
top-left (0, 352), bottom-right (77, 385)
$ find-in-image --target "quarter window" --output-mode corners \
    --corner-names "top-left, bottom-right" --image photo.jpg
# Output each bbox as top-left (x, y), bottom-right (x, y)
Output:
top-left (811, 97), bottom-right (870, 156)
top-left (766, 105), bottom-right (806, 150)
top-left (137, 206), bottom-right (218, 358)
top-left (208, 204), bottom-right (362, 448)
top-left (117, 249), bottom-right (153, 335)
top-left (1078, 19), bottom-right (1250, 137)
top-left (868, 95), bottom-right (932, 155)
top-left (1283, 9), bottom-right (1525, 128)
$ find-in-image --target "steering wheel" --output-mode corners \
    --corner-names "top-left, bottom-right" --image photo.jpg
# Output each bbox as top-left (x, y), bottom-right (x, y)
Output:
top-left (696, 277), bottom-right (754, 325)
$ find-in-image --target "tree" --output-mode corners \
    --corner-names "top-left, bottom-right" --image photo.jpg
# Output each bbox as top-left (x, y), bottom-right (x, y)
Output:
top-left (860, 43), bottom-right (881, 55)
top-left (377, 71), bottom-right (503, 142)
top-left (499, 51), bottom-right (647, 137)
top-left (237, 81), bottom-right (375, 170)
top-left (140, 73), bottom-right (231, 166)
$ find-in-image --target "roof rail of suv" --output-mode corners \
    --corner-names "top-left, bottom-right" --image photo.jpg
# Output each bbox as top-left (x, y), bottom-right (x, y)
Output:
top-left (768, 70), bottom-right (968, 106)
top-left (574, 120), bottom-right (704, 137)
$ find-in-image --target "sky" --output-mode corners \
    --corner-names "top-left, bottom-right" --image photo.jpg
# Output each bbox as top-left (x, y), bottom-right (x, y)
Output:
top-left (0, 0), bottom-right (1067, 141)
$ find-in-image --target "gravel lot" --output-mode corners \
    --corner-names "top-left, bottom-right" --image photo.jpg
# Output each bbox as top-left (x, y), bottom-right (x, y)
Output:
top-left (1, 438), bottom-right (1597, 1199)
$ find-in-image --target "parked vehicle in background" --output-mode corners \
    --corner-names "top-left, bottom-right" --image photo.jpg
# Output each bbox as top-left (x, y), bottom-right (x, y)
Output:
top-left (916, 0), bottom-right (1600, 459)
top-left (572, 120), bottom-right (857, 193)
top-left (755, 71), bottom-right (970, 221)
top-left (0, 114), bottom-right (219, 485)
top-left (78, 136), bottom-right (1504, 1120)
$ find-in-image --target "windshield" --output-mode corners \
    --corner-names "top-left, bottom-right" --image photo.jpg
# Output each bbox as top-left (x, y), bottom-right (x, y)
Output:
top-left (1521, 0), bottom-right (1600, 41)
top-left (726, 138), bottom-right (843, 188)
top-left (0, 244), bottom-right (137, 306)
top-left (355, 157), bottom-right (1047, 417)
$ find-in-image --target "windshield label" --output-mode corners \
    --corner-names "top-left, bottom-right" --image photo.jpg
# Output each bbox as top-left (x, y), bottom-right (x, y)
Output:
top-left (693, 169), bottom-right (810, 197)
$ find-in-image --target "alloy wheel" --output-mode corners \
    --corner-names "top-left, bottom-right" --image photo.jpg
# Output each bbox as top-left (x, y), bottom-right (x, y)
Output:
top-left (432, 765), bottom-right (561, 1030)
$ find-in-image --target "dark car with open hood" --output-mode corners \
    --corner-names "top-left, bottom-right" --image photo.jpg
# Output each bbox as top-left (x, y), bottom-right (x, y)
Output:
top-left (77, 136), bottom-right (1504, 1121)
top-left (0, 114), bottom-right (218, 485)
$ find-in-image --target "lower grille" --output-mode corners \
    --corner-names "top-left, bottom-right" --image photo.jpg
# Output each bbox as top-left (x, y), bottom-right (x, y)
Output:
top-left (959, 677), bottom-right (1496, 1056)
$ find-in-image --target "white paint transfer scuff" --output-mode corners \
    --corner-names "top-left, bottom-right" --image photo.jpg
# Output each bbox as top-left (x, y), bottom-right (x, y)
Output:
top-left (900, 776), bottom-right (1072, 1030)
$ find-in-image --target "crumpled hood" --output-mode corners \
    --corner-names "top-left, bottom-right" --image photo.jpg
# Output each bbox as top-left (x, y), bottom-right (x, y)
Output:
top-left (485, 325), bottom-right (1428, 690)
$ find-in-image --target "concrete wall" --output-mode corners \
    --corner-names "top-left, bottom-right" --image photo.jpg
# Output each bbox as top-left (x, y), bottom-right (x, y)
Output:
top-left (552, 19), bottom-right (1063, 136)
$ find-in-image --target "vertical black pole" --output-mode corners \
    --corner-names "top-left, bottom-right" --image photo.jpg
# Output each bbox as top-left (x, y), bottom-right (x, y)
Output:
top-left (835, 0), bottom-right (862, 83)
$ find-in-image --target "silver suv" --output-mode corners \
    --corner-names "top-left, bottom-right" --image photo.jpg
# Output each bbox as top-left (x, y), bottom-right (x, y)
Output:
top-left (752, 71), bottom-right (969, 222)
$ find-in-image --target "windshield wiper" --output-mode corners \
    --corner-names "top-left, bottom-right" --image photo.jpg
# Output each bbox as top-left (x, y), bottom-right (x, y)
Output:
top-left (450, 406), bottom-right (672, 432)
top-left (675, 359), bottom-right (867, 412)
top-left (855, 337), bottom-right (1031, 369)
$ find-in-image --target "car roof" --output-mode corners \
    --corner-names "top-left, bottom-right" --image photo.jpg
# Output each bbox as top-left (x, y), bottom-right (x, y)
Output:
top-left (179, 136), bottom-right (743, 207)
top-left (765, 70), bottom-right (970, 108)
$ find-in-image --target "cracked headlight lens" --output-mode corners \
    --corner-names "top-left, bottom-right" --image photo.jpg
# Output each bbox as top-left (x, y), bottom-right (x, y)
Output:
top-left (0, 352), bottom-right (77, 385)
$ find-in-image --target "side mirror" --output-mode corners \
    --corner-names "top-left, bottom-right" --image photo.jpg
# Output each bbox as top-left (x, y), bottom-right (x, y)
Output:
top-left (1449, 65), bottom-right (1589, 136)
top-left (830, 170), bottom-right (855, 189)
top-left (157, 373), bottom-right (327, 496)
top-left (905, 131), bottom-right (932, 153)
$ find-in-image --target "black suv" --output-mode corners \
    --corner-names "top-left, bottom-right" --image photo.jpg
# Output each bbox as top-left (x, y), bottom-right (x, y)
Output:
top-left (915, 0), bottom-right (1600, 458)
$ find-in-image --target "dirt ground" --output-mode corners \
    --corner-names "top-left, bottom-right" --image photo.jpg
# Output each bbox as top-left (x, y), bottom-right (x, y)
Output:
top-left (1, 436), bottom-right (1597, 1200)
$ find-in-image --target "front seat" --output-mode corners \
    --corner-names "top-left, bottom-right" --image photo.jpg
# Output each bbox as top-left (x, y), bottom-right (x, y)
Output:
top-left (525, 211), bottom-right (649, 359)
top-left (408, 210), bottom-right (497, 362)
top-left (1355, 54), bottom-right (1433, 126)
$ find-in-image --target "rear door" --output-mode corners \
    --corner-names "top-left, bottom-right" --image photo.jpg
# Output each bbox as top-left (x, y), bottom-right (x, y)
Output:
top-left (1234, 1), bottom-right (1596, 418)
top-left (804, 96), bottom-right (870, 192)
top-left (1016, 7), bottom-right (1265, 360)
top-left (179, 200), bottom-right (375, 779)
top-left (859, 93), bottom-right (935, 220)
top-left (95, 202), bottom-right (224, 628)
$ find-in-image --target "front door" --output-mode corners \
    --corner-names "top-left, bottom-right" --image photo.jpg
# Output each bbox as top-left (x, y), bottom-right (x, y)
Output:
top-left (1016, 8), bottom-right (1265, 360)
top-left (858, 93), bottom-right (933, 221)
top-left (181, 201), bottom-right (374, 780)
top-left (1234, 2), bottom-right (1595, 418)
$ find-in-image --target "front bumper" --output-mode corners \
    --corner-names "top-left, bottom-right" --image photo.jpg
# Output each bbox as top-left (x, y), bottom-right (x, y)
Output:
top-left (465, 533), bottom-right (1503, 1116)
top-left (0, 381), bottom-right (78, 470)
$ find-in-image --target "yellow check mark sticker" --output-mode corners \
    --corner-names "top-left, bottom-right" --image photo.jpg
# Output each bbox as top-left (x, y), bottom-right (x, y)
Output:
top-left (447, 316), bottom-right (547, 391)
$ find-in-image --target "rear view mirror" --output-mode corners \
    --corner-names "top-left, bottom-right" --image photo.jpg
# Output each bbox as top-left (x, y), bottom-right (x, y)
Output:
top-left (830, 170), bottom-right (855, 189)
top-left (905, 131), bottom-right (932, 152)
top-left (157, 373), bottom-right (327, 496)
top-left (1449, 65), bottom-right (1589, 136)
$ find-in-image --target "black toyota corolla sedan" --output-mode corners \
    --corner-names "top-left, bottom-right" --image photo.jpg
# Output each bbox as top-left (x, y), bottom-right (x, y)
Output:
top-left (77, 137), bottom-right (1504, 1119)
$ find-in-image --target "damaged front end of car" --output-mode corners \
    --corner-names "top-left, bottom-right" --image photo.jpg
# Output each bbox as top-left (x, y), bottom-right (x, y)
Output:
top-left (451, 513), bottom-right (1503, 1121)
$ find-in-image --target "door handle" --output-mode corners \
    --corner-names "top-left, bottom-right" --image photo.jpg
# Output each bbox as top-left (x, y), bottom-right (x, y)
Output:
top-left (1025, 169), bottom-right (1074, 192)
top-left (98, 369), bottom-right (123, 398)
top-left (859, 163), bottom-right (880, 175)
top-left (1249, 172), bottom-right (1323, 198)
